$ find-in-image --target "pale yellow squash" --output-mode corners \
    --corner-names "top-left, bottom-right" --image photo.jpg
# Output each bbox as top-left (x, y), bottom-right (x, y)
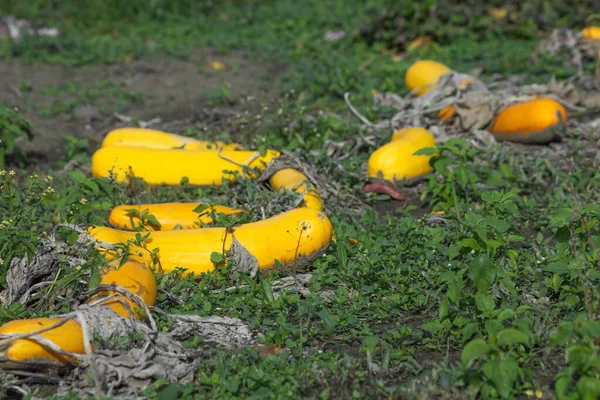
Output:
top-left (405, 60), bottom-right (452, 96)
top-left (368, 127), bottom-right (437, 183)
top-left (102, 127), bottom-right (241, 151)
top-left (91, 147), bottom-right (280, 186)
top-left (88, 208), bottom-right (333, 276)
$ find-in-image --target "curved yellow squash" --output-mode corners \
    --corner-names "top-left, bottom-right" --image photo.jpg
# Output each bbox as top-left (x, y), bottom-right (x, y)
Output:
top-left (489, 98), bottom-right (567, 143)
top-left (583, 26), bottom-right (600, 42)
top-left (91, 147), bottom-right (280, 186)
top-left (0, 260), bottom-right (156, 366)
top-left (270, 169), bottom-right (323, 210)
top-left (90, 259), bottom-right (157, 319)
top-left (0, 318), bottom-right (86, 364)
top-left (405, 60), bottom-right (452, 96)
top-left (368, 127), bottom-right (437, 183)
top-left (88, 208), bottom-right (333, 276)
top-left (108, 202), bottom-right (242, 231)
top-left (102, 128), bottom-right (241, 151)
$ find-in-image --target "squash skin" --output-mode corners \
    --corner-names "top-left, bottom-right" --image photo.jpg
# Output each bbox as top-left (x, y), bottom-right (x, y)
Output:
top-left (91, 147), bottom-right (280, 186)
top-left (270, 169), bottom-right (323, 211)
top-left (88, 208), bottom-right (333, 276)
top-left (489, 98), bottom-right (567, 143)
top-left (405, 60), bottom-right (452, 96)
top-left (0, 260), bottom-right (156, 365)
top-left (369, 127), bottom-right (437, 183)
top-left (90, 259), bottom-right (157, 319)
top-left (108, 203), bottom-right (241, 231)
top-left (102, 128), bottom-right (241, 151)
top-left (583, 26), bottom-right (600, 42)
top-left (0, 319), bottom-right (85, 364)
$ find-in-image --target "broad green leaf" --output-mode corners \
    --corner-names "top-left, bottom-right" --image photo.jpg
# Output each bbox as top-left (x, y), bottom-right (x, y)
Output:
top-left (459, 237), bottom-right (481, 250)
top-left (146, 214), bottom-right (162, 228)
top-left (497, 328), bottom-right (530, 348)
top-left (461, 338), bottom-right (489, 366)
top-left (483, 216), bottom-right (511, 233)
top-left (475, 292), bottom-right (495, 313)
top-left (550, 322), bottom-right (575, 348)
top-left (210, 252), bottom-right (223, 263)
top-left (496, 308), bottom-right (513, 322)
top-left (448, 277), bottom-right (463, 306)
top-left (469, 255), bottom-right (497, 293)
top-left (576, 376), bottom-right (600, 400)
top-left (413, 147), bottom-right (437, 156)
top-left (549, 208), bottom-right (576, 228)
top-left (421, 320), bottom-right (444, 334)
top-left (580, 320), bottom-right (600, 338)
top-left (482, 358), bottom-right (518, 399)
top-left (544, 262), bottom-right (569, 274)
top-left (454, 166), bottom-right (470, 189)
top-left (452, 316), bottom-right (471, 327)
top-left (68, 170), bottom-right (87, 184)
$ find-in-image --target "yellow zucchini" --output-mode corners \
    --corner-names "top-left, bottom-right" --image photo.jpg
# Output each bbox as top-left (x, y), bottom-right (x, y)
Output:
top-left (489, 98), bottom-right (567, 143)
top-left (270, 169), bottom-right (323, 210)
top-left (91, 147), bottom-right (280, 186)
top-left (108, 203), bottom-right (242, 231)
top-left (90, 259), bottom-right (157, 319)
top-left (405, 60), bottom-right (453, 96)
top-left (0, 318), bottom-right (85, 365)
top-left (583, 26), bottom-right (600, 42)
top-left (102, 128), bottom-right (241, 151)
top-left (368, 127), bottom-right (437, 183)
top-left (88, 208), bottom-right (333, 276)
top-left (0, 260), bottom-right (156, 366)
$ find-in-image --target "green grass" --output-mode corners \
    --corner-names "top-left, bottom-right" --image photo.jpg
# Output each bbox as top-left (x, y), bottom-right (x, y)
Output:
top-left (0, 0), bottom-right (600, 399)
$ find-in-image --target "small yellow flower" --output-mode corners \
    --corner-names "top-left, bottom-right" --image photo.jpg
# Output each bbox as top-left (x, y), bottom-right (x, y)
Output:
top-left (80, 198), bottom-right (87, 205)
top-left (0, 258), bottom-right (4, 265)
top-left (9, 170), bottom-right (15, 176)
top-left (0, 170), bottom-right (5, 176)
top-left (47, 175), bottom-right (53, 181)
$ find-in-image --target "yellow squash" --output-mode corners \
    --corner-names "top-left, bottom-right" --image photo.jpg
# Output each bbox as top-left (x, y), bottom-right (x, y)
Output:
top-left (489, 98), bottom-right (567, 143)
top-left (0, 318), bottom-right (85, 365)
top-left (88, 208), bottom-right (333, 276)
top-left (90, 259), bottom-right (157, 319)
top-left (108, 202), bottom-right (242, 231)
top-left (583, 26), bottom-right (600, 42)
top-left (270, 169), bottom-right (323, 210)
top-left (368, 127), bottom-right (437, 183)
top-left (91, 147), bottom-right (280, 186)
top-left (102, 128), bottom-right (241, 151)
top-left (0, 260), bottom-right (156, 366)
top-left (405, 60), bottom-right (452, 96)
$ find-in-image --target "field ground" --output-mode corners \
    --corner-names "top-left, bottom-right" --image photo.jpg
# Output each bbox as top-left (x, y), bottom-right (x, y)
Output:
top-left (0, 1), bottom-right (600, 399)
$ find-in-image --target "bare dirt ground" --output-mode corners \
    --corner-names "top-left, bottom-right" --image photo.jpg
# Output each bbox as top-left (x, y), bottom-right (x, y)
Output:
top-left (0, 49), bottom-right (285, 163)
